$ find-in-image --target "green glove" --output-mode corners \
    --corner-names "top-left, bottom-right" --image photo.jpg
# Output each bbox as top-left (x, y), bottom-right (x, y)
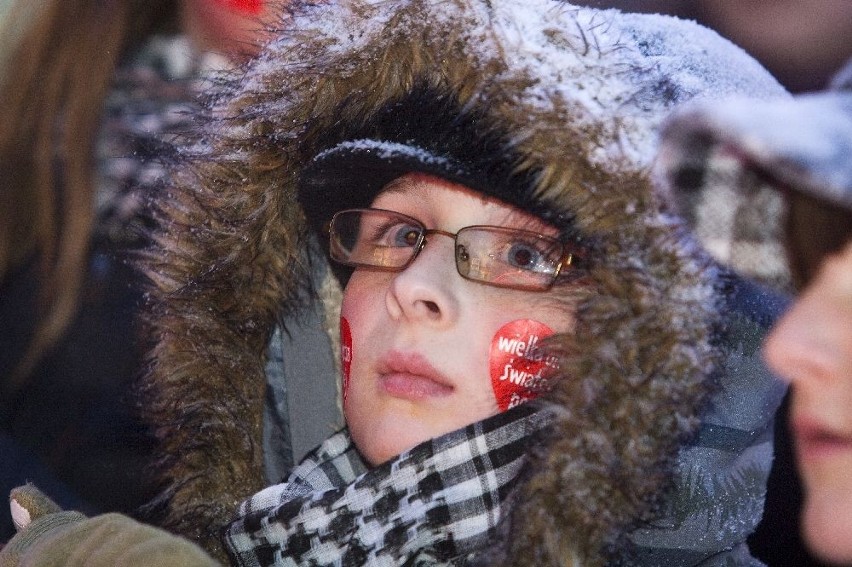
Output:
top-left (0, 484), bottom-right (220, 567)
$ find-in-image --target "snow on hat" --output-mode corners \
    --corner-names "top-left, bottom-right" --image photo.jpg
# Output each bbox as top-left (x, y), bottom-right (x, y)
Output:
top-left (300, 139), bottom-right (488, 225)
top-left (292, 2), bottom-right (789, 236)
top-left (657, 58), bottom-right (852, 288)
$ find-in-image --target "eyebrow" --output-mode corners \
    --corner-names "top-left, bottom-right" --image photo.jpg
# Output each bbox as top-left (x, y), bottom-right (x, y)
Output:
top-left (380, 176), bottom-right (421, 196)
top-left (379, 177), bottom-right (557, 235)
top-left (500, 209), bottom-right (551, 231)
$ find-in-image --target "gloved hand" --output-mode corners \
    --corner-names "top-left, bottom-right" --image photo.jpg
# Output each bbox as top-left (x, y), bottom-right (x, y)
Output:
top-left (0, 484), bottom-right (220, 567)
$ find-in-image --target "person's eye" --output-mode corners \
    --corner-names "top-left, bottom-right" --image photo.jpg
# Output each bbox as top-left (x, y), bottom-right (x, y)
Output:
top-left (392, 225), bottom-right (421, 247)
top-left (370, 220), bottom-right (421, 248)
top-left (504, 240), bottom-right (551, 272)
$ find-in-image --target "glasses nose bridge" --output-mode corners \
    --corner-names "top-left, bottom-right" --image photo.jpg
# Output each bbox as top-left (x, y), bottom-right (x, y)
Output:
top-left (404, 227), bottom-right (461, 271)
top-left (422, 227), bottom-right (457, 242)
top-left (415, 227), bottom-right (458, 256)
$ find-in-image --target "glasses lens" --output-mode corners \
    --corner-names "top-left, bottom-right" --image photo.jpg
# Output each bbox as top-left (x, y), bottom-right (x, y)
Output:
top-left (329, 209), bottom-right (424, 269)
top-left (456, 227), bottom-right (564, 290)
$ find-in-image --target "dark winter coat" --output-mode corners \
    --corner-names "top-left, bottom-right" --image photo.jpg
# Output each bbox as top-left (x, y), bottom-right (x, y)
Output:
top-left (140, 0), bottom-right (789, 563)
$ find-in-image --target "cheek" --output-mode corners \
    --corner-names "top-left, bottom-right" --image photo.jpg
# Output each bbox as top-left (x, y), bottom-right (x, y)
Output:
top-left (489, 319), bottom-right (559, 411)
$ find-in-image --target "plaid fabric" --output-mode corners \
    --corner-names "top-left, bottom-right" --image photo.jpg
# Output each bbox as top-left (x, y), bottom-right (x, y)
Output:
top-left (224, 405), bottom-right (548, 566)
top-left (667, 145), bottom-right (791, 291)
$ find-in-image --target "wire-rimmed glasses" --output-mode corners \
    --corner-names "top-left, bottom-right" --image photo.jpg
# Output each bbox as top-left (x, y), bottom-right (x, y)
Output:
top-left (328, 208), bottom-right (580, 291)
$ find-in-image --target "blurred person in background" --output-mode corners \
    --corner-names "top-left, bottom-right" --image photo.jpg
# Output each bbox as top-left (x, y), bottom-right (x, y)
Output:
top-left (658, 58), bottom-right (852, 566)
top-left (0, 0), bottom-right (278, 543)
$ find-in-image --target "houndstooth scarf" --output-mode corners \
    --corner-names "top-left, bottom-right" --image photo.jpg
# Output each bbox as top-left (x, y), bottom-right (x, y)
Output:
top-left (224, 405), bottom-right (549, 566)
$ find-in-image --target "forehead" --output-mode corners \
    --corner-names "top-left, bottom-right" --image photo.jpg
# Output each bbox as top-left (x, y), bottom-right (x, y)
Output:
top-left (379, 172), bottom-right (488, 201)
top-left (374, 173), bottom-right (556, 235)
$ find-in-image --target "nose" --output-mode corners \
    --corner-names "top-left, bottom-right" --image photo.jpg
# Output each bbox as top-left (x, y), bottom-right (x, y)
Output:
top-left (764, 284), bottom-right (850, 390)
top-left (385, 235), bottom-right (460, 326)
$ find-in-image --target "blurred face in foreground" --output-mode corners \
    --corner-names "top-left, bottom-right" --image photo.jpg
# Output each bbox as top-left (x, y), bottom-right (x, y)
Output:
top-left (182, 0), bottom-right (279, 61)
top-left (337, 173), bottom-right (578, 466)
top-left (764, 238), bottom-right (852, 564)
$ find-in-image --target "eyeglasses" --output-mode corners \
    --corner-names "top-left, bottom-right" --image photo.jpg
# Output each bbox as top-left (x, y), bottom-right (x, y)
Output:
top-left (328, 208), bottom-right (582, 291)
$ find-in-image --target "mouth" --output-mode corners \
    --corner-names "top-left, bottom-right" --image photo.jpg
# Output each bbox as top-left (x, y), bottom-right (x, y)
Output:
top-left (792, 416), bottom-right (852, 462)
top-left (376, 351), bottom-right (454, 400)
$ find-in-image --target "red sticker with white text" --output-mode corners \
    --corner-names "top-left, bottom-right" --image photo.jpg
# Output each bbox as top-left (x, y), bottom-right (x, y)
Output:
top-left (340, 317), bottom-right (353, 405)
top-left (490, 320), bottom-right (558, 411)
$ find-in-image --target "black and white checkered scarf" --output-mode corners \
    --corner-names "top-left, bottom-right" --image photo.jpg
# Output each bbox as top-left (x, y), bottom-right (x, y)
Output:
top-left (224, 405), bottom-right (549, 566)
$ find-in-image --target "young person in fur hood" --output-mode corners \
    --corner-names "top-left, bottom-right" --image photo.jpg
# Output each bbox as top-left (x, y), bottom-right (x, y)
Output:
top-left (1, 0), bottom-right (792, 565)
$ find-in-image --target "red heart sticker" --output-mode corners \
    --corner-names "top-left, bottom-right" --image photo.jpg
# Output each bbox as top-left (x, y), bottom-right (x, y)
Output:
top-left (490, 320), bottom-right (558, 411)
top-left (340, 317), bottom-right (353, 405)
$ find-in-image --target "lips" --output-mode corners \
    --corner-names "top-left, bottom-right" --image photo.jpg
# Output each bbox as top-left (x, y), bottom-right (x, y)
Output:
top-left (792, 416), bottom-right (852, 462)
top-left (377, 351), bottom-right (454, 400)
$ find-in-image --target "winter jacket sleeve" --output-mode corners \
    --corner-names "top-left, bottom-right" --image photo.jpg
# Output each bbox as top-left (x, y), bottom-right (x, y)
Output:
top-left (0, 485), bottom-right (219, 567)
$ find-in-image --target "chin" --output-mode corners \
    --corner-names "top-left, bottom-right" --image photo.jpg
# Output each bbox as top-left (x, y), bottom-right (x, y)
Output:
top-left (352, 420), bottom-right (432, 467)
top-left (802, 491), bottom-right (852, 564)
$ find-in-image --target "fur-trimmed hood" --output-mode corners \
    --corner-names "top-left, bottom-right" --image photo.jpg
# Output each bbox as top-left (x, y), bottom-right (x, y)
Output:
top-left (141, 0), bottom-right (788, 563)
